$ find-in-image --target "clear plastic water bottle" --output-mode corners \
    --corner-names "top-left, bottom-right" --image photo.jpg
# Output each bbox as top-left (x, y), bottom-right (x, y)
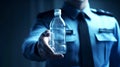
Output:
top-left (49, 9), bottom-right (66, 54)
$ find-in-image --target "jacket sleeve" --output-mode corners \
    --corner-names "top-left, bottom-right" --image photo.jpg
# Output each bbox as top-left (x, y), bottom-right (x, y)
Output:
top-left (110, 18), bottom-right (120, 67)
top-left (22, 17), bottom-right (48, 61)
top-left (114, 20), bottom-right (120, 57)
top-left (116, 23), bottom-right (120, 56)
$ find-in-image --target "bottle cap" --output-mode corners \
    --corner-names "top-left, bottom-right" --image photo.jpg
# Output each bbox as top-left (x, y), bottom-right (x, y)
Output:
top-left (54, 9), bottom-right (61, 16)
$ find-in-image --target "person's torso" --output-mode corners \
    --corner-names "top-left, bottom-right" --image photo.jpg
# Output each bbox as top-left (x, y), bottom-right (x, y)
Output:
top-left (37, 8), bottom-right (117, 67)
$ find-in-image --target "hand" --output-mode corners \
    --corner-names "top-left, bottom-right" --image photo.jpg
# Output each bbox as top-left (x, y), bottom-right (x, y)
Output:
top-left (37, 30), bottom-right (64, 59)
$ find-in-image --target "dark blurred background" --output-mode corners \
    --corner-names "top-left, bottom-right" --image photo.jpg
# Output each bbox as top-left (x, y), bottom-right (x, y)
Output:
top-left (0, 0), bottom-right (120, 67)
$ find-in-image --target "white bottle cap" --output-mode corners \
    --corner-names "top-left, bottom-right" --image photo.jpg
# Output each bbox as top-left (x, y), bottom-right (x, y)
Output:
top-left (54, 9), bottom-right (61, 16)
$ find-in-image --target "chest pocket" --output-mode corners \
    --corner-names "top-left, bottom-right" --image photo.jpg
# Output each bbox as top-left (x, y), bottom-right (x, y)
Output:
top-left (95, 33), bottom-right (117, 42)
top-left (65, 30), bottom-right (77, 53)
top-left (95, 28), bottom-right (117, 42)
top-left (66, 30), bottom-right (76, 43)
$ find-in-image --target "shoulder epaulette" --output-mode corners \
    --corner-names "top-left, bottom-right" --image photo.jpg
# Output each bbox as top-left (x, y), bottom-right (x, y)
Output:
top-left (91, 9), bottom-right (114, 17)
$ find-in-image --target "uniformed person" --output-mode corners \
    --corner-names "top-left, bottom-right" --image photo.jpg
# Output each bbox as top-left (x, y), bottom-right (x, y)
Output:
top-left (22, 0), bottom-right (120, 67)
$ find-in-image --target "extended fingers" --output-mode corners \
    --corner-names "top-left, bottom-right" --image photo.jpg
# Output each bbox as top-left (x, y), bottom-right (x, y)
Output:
top-left (41, 30), bottom-right (50, 37)
top-left (38, 30), bottom-right (64, 59)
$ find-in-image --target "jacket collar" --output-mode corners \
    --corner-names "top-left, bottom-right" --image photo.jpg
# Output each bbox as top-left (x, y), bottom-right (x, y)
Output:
top-left (62, 2), bottom-right (93, 20)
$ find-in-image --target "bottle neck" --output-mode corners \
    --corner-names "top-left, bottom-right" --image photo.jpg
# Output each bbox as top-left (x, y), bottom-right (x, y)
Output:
top-left (54, 14), bottom-right (61, 17)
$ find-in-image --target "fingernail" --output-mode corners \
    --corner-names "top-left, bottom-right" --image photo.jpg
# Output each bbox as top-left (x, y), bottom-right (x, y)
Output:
top-left (61, 54), bottom-right (64, 58)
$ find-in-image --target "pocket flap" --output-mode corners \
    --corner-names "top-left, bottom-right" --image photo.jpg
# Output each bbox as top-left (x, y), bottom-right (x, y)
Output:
top-left (95, 33), bottom-right (117, 42)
